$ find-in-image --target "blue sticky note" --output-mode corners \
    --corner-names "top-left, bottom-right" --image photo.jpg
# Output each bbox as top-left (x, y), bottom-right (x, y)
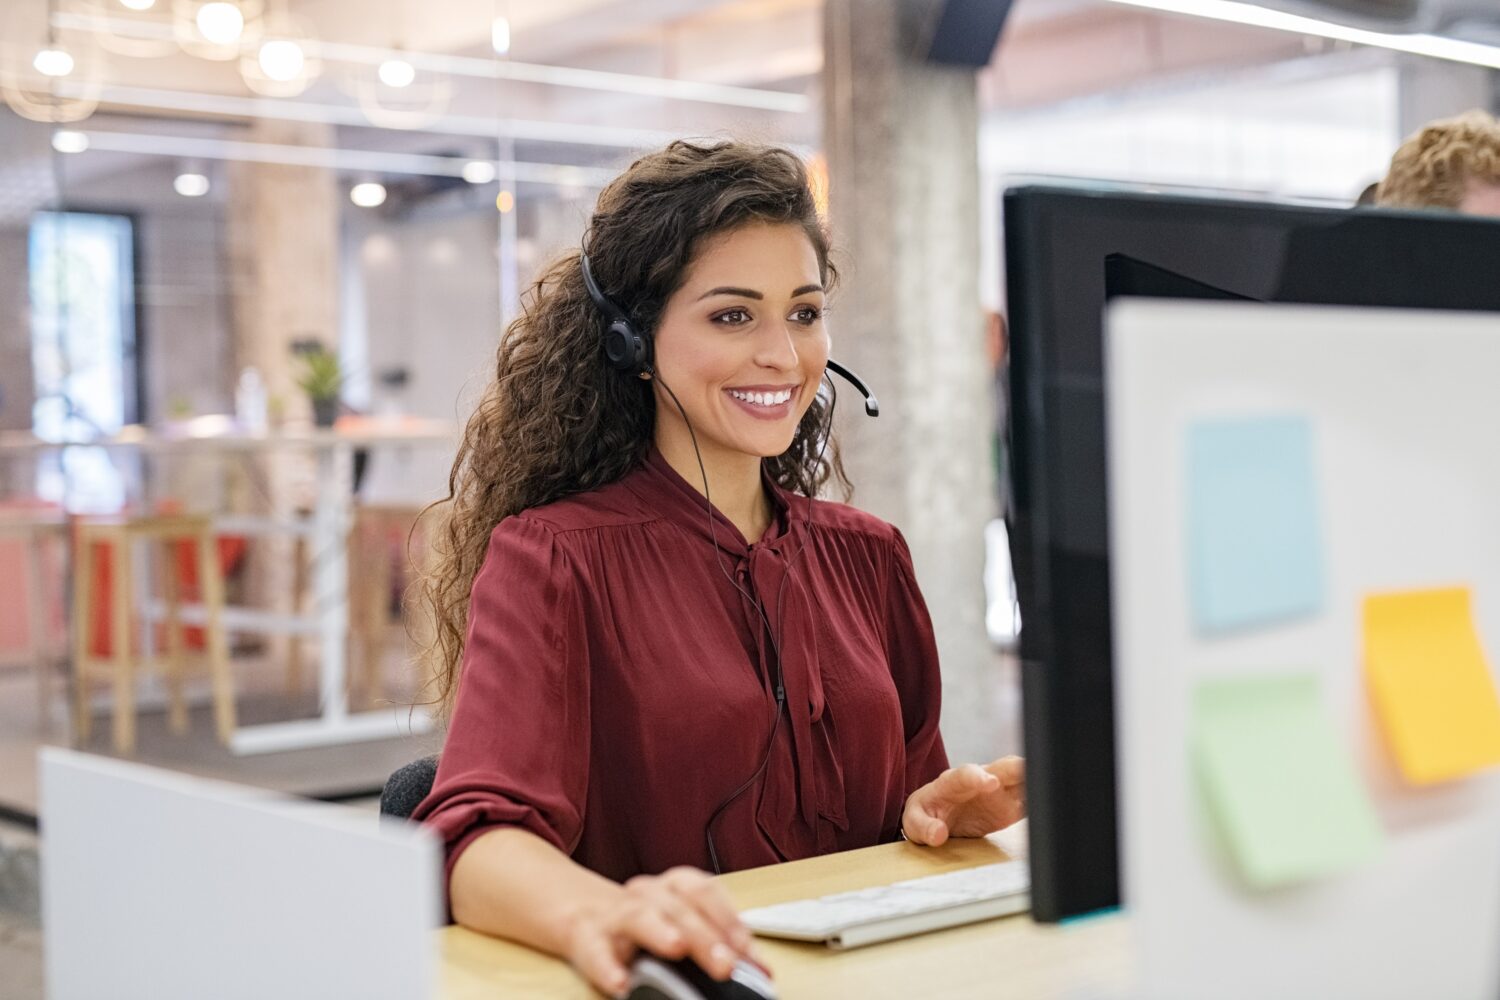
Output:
top-left (1186, 415), bottom-right (1323, 633)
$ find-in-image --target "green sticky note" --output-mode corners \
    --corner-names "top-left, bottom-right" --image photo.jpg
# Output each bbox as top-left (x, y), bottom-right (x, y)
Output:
top-left (1192, 672), bottom-right (1383, 889)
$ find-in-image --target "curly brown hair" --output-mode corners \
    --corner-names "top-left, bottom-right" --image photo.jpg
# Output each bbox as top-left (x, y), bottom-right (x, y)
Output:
top-left (417, 139), bottom-right (850, 717)
top-left (1376, 110), bottom-right (1500, 210)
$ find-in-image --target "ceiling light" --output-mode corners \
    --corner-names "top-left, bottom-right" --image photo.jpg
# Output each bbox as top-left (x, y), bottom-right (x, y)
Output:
top-left (350, 181), bottom-right (386, 208)
top-left (258, 39), bottom-right (306, 81)
top-left (119, 0), bottom-right (156, 9)
top-left (52, 130), bottom-right (89, 153)
top-left (462, 160), bottom-right (496, 184)
top-left (491, 17), bottom-right (511, 55)
top-left (196, 2), bottom-right (245, 46)
top-left (1103, 0), bottom-right (1500, 70)
top-left (174, 172), bottom-right (210, 196)
top-left (378, 58), bottom-right (415, 88)
top-left (33, 49), bottom-right (75, 78)
top-left (495, 189), bottom-right (515, 213)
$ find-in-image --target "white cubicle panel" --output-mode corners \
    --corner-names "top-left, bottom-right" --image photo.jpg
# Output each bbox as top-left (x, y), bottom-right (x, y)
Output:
top-left (41, 748), bottom-right (442, 1000)
top-left (1107, 300), bottom-right (1500, 1000)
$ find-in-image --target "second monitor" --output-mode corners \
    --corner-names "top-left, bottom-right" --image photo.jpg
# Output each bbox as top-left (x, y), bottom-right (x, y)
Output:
top-left (1003, 184), bottom-right (1500, 922)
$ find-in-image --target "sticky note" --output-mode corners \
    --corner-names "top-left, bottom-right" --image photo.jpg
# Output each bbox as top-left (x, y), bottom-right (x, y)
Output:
top-left (1363, 587), bottom-right (1500, 785)
top-left (1193, 672), bottom-right (1382, 889)
top-left (1186, 415), bottom-right (1324, 633)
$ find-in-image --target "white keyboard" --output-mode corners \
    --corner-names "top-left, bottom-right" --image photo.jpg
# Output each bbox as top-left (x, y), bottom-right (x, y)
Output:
top-left (740, 860), bottom-right (1031, 950)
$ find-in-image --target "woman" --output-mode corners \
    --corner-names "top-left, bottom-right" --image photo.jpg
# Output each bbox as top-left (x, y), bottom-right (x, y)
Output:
top-left (413, 139), bottom-right (1025, 997)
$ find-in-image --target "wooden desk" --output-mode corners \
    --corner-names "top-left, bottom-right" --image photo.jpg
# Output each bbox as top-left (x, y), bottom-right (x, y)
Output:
top-left (437, 837), bottom-right (1132, 999)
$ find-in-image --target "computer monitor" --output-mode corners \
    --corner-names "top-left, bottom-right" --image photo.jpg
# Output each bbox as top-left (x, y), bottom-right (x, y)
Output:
top-left (1003, 184), bottom-right (1500, 922)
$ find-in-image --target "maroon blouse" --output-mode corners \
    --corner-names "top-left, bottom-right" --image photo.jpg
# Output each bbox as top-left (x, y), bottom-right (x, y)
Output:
top-left (412, 447), bottom-right (949, 888)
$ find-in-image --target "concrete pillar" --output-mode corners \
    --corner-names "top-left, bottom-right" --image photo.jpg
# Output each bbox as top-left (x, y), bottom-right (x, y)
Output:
top-left (226, 120), bottom-right (341, 418)
top-left (225, 122), bottom-right (341, 655)
top-left (823, 0), bottom-right (1001, 766)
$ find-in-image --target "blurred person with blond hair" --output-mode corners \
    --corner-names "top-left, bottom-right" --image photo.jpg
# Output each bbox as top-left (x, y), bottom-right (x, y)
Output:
top-left (1376, 109), bottom-right (1500, 217)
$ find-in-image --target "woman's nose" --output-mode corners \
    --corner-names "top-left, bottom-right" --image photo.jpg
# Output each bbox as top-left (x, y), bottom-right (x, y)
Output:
top-left (755, 321), bottom-right (800, 370)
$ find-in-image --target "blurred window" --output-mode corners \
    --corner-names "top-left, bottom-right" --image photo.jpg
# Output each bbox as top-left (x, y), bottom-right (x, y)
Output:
top-left (28, 211), bottom-right (137, 511)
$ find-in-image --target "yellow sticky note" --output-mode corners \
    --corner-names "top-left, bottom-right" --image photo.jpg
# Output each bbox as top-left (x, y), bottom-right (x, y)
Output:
top-left (1363, 587), bottom-right (1500, 785)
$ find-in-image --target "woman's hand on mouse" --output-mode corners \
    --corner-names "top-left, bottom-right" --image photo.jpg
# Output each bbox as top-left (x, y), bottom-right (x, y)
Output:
top-left (564, 865), bottom-right (765, 998)
top-left (901, 756), bottom-right (1026, 846)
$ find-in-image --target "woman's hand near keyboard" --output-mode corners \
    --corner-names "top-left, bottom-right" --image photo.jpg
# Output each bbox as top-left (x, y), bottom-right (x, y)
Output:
top-left (901, 757), bottom-right (1026, 846)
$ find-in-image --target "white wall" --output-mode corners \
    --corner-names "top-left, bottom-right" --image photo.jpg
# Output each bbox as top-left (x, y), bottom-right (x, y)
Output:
top-left (349, 205), bottom-right (502, 505)
top-left (979, 54), bottom-right (1406, 310)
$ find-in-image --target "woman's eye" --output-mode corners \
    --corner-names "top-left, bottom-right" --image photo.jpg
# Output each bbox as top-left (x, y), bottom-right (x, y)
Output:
top-left (791, 306), bottom-right (821, 324)
top-left (714, 308), bottom-right (751, 325)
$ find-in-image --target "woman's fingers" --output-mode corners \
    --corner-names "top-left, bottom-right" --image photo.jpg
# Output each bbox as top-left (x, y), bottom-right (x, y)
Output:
top-left (902, 790), bottom-right (949, 845)
top-left (568, 916), bottom-right (635, 999)
top-left (644, 886), bottom-right (739, 979)
top-left (661, 867), bottom-right (757, 957)
top-left (622, 903), bottom-right (692, 960)
top-left (985, 755), bottom-right (1026, 788)
top-left (618, 870), bottom-right (750, 980)
top-left (936, 764), bottom-right (1001, 802)
top-left (570, 868), bottom-right (774, 998)
top-left (904, 760), bottom-right (1030, 844)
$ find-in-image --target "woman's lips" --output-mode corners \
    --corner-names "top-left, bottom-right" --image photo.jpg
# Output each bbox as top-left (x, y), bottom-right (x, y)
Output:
top-left (724, 388), bottom-right (796, 421)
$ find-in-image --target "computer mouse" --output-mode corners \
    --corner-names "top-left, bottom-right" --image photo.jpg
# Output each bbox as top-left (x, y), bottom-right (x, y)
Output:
top-left (625, 953), bottom-right (777, 1000)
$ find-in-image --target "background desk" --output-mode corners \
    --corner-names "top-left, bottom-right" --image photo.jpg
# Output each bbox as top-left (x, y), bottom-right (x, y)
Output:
top-left (438, 836), bottom-right (1132, 999)
top-left (0, 421), bottom-right (454, 753)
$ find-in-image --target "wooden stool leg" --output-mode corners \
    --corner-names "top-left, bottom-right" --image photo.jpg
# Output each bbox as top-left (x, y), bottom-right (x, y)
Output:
top-left (363, 532), bottom-right (392, 707)
top-left (345, 539), bottom-right (362, 706)
top-left (161, 540), bottom-right (189, 735)
top-left (25, 535), bottom-right (51, 731)
top-left (71, 534), bottom-right (94, 746)
top-left (288, 535), bottom-right (306, 696)
top-left (110, 533), bottom-right (136, 755)
top-left (198, 530), bottom-right (236, 744)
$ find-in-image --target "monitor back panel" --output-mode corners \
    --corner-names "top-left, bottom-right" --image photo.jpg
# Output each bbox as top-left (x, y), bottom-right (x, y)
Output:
top-left (1108, 299), bottom-right (1500, 999)
top-left (41, 748), bottom-right (442, 1000)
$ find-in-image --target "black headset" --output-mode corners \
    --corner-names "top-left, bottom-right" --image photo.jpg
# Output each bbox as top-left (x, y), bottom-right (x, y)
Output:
top-left (580, 251), bottom-right (653, 377)
top-left (579, 249), bottom-right (879, 872)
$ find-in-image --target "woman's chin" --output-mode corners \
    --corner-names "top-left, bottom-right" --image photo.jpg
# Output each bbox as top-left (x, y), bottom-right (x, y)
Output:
top-left (720, 430), bottom-right (798, 460)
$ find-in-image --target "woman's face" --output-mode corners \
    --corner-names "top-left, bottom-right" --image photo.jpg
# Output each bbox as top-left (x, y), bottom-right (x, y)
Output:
top-left (1459, 180), bottom-right (1500, 218)
top-left (649, 221), bottom-right (829, 462)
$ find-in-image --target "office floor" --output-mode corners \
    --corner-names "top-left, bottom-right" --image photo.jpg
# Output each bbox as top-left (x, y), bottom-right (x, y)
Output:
top-left (0, 649), bottom-right (439, 820)
top-left (0, 817), bottom-right (41, 1000)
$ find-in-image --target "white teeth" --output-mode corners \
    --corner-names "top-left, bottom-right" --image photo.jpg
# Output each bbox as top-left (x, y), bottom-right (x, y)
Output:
top-left (730, 388), bottom-right (794, 406)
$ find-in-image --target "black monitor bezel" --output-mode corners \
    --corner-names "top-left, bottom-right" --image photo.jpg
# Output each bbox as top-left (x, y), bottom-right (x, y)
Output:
top-left (1003, 183), bottom-right (1500, 922)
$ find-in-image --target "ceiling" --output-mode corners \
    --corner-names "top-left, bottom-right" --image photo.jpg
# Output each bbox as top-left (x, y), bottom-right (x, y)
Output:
top-left (0, 0), bottom-right (1489, 226)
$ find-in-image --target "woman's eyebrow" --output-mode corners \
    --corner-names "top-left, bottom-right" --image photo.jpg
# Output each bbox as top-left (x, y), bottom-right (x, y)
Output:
top-left (697, 286), bottom-right (763, 301)
top-left (695, 283), bottom-right (824, 302)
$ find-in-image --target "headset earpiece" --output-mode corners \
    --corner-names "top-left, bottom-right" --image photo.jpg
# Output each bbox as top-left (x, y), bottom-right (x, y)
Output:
top-left (582, 251), bottom-right (652, 376)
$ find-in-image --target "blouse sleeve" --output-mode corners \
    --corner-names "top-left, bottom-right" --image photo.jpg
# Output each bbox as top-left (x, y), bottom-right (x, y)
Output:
top-left (411, 514), bottom-right (591, 891)
top-left (884, 526), bottom-right (951, 793)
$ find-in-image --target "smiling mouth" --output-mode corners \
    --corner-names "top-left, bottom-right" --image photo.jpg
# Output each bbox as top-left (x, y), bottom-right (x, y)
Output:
top-left (726, 387), bottom-right (796, 407)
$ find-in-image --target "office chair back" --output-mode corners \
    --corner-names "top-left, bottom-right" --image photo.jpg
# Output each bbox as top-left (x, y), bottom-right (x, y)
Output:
top-left (381, 754), bottom-right (440, 820)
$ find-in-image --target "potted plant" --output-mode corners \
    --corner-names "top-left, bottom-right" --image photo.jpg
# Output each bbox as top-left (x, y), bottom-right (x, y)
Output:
top-left (294, 343), bottom-right (344, 427)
